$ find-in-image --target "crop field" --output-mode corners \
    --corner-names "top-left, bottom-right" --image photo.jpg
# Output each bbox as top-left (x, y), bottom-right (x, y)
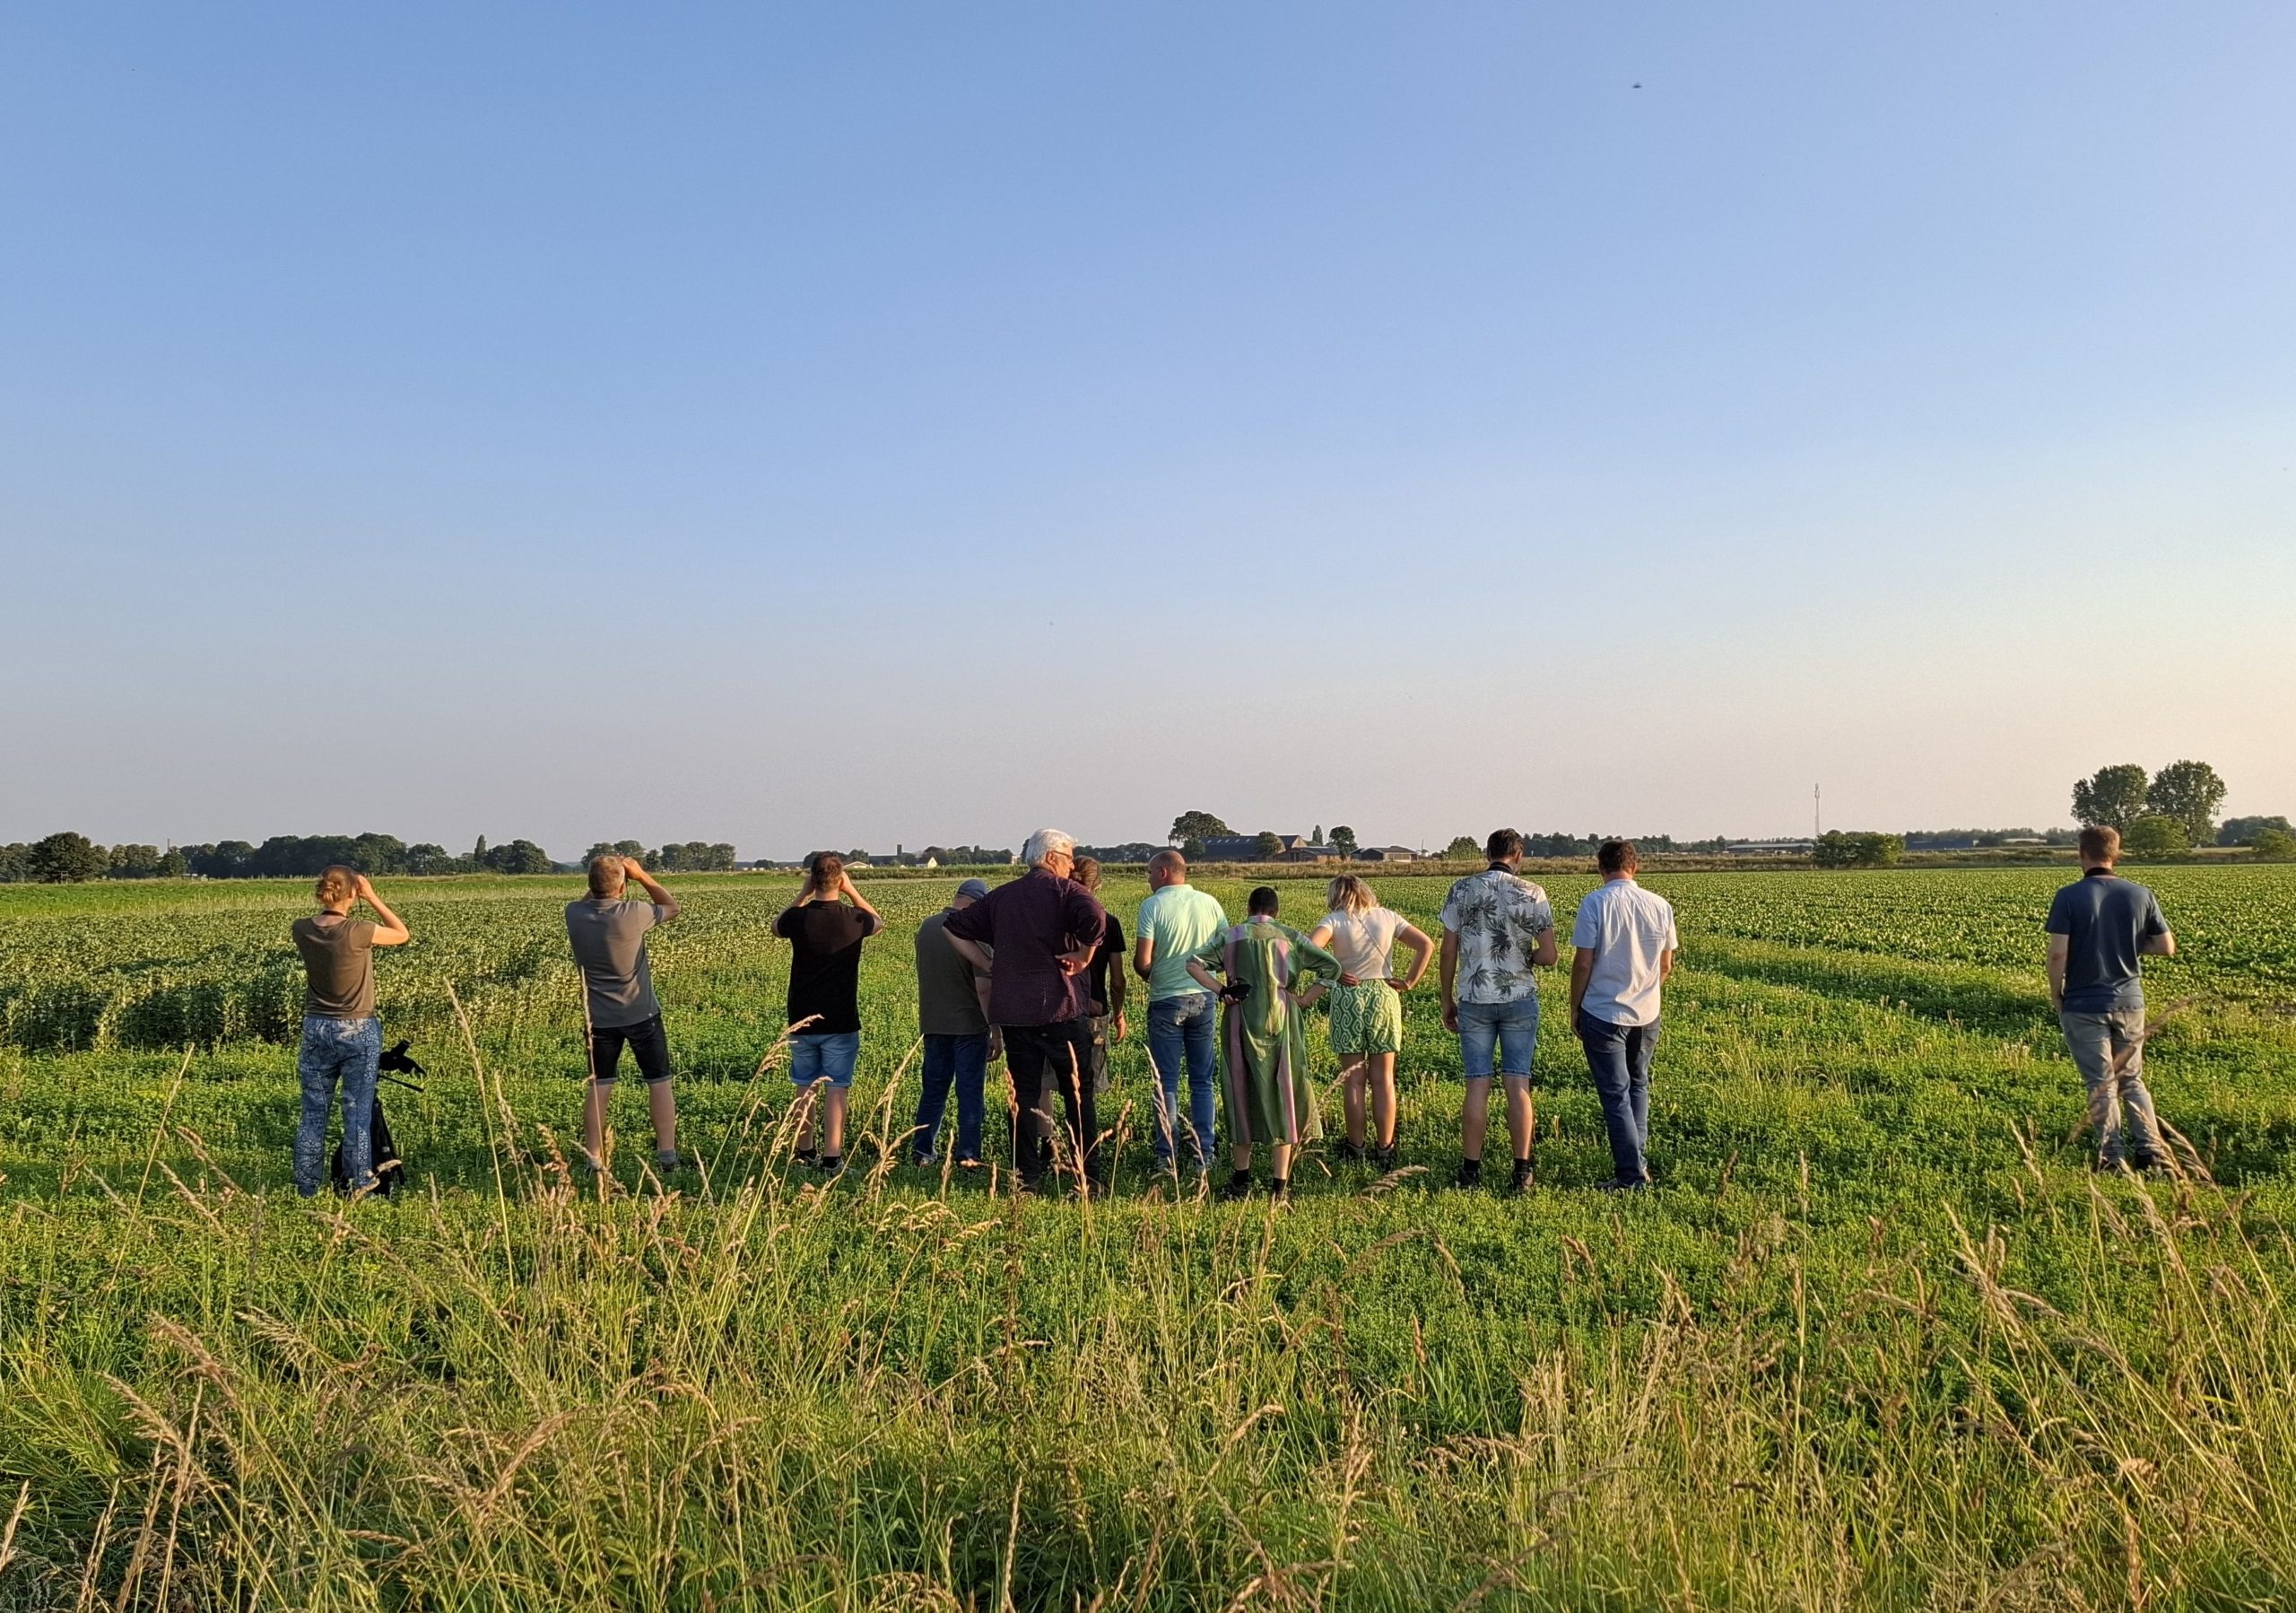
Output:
top-left (4, 866), bottom-right (2296, 1610)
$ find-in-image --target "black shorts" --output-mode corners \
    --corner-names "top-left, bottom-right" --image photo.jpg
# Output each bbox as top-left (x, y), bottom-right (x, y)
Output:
top-left (587, 1015), bottom-right (673, 1084)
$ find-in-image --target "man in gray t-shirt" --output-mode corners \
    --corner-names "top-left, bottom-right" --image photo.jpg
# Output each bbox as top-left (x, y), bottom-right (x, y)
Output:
top-left (564, 855), bottom-right (683, 1173)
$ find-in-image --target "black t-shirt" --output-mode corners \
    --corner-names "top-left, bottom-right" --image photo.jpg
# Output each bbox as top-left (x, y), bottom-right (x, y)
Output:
top-left (774, 902), bottom-right (879, 1034)
top-left (1085, 911), bottom-right (1124, 1017)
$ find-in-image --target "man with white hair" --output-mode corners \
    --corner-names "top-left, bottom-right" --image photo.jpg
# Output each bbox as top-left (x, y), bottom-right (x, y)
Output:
top-left (941, 829), bottom-right (1110, 1189)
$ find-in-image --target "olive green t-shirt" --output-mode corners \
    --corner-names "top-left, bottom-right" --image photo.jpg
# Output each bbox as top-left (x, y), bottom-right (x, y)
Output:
top-left (292, 914), bottom-right (378, 1019)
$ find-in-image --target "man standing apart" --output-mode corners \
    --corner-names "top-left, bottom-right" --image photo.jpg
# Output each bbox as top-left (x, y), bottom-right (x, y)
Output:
top-left (775, 853), bottom-right (883, 1174)
top-left (292, 866), bottom-right (412, 1197)
top-left (2047, 824), bottom-right (2176, 1173)
top-left (912, 876), bottom-right (997, 1168)
top-left (1570, 839), bottom-right (1676, 1191)
top-left (1070, 856), bottom-right (1128, 1099)
top-left (942, 830), bottom-right (1109, 1189)
top-left (566, 853), bottom-right (683, 1173)
top-left (1439, 829), bottom-right (1557, 1192)
top-left (1133, 849), bottom-right (1229, 1177)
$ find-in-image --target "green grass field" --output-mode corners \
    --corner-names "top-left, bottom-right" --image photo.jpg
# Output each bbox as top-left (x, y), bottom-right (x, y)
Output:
top-left (4, 866), bottom-right (2296, 1609)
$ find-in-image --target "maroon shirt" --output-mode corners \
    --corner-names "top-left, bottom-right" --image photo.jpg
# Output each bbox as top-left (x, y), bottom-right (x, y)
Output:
top-left (942, 868), bottom-right (1108, 1027)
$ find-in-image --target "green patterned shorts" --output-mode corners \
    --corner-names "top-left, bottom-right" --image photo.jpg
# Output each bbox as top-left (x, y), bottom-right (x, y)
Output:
top-left (1329, 979), bottom-right (1404, 1056)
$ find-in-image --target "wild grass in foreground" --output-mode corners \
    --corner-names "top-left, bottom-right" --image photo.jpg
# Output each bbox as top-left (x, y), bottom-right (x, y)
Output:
top-left (4, 1126), bottom-right (2295, 1609)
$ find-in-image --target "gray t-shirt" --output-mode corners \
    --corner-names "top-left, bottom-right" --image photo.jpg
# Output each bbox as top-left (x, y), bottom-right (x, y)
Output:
top-left (915, 910), bottom-right (989, 1037)
top-left (564, 898), bottom-right (667, 1028)
top-left (292, 914), bottom-right (378, 1019)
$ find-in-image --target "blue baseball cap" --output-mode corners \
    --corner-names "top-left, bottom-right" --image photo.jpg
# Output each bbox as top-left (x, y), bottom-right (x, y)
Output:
top-left (955, 878), bottom-right (992, 901)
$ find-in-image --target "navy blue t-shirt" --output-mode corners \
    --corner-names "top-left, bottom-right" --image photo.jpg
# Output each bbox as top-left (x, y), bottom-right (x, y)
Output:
top-left (2044, 870), bottom-right (2168, 1014)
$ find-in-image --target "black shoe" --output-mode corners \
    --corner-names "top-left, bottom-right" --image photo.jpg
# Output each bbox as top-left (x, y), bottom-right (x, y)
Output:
top-left (1372, 1144), bottom-right (1398, 1172)
top-left (1452, 1159), bottom-right (1483, 1190)
top-left (818, 1155), bottom-right (844, 1175)
top-left (1509, 1160), bottom-right (1534, 1194)
top-left (1218, 1170), bottom-right (1253, 1201)
top-left (794, 1147), bottom-right (819, 1168)
top-left (1333, 1139), bottom-right (1364, 1164)
top-left (1596, 1174), bottom-right (1650, 1193)
top-left (1269, 1177), bottom-right (1291, 1200)
top-left (2130, 1152), bottom-right (2170, 1175)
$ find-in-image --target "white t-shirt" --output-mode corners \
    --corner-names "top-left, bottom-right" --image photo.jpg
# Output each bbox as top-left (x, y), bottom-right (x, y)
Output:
top-left (1318, 906), bottom-right (1403, 980)
top-left (1570, 878), bottom-right (1678, 1027)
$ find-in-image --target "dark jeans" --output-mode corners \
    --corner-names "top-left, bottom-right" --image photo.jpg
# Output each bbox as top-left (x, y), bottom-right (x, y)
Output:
top-left (1578, 1010), bottom-right (1658, 1184)
top-left (913, 1033), bottom-right (988, 1163)
top-left (1083, 1013), bottom-right (1112, 1096)
top-left (1145, 993), bottom-right (1219, 1167)
top-left (1004, 1017), bottom-right (1100, 1183)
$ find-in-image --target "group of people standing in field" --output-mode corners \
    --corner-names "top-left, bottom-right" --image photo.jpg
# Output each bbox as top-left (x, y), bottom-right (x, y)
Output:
top-left (762, 826), bottom-right (1684, 1197)
top-left (284, 821), bottom-right (2182, 1199)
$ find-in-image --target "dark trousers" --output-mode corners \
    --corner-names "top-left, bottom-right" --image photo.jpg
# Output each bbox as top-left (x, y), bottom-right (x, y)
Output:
top-left (1577, 1010), bottom-right (1658, 1184)
top-left (913, 1033), bottom-right (988, 1163)
top-left (1004, 1017), bottom-right (1100, 1183)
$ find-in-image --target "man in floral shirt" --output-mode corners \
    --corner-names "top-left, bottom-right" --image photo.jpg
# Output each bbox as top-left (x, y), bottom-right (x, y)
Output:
top-left (1438, 828), bottom-right (1557, 1191)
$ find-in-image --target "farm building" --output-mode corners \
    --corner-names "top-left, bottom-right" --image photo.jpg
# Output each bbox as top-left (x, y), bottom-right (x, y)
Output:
top-left (1360, 846), bottom-right (1417, 862)
top-left (1195, 834), bottom-right (1341, 862)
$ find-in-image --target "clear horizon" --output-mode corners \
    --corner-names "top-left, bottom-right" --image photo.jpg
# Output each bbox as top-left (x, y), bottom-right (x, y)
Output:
top-left (5, 4), bottom-right (2292, 857)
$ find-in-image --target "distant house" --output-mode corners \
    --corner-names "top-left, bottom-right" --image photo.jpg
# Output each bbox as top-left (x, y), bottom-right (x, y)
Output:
top-left (1361, 846), bottom-right (1416, 863)
top-left (1195, 833), bottom-right (1339, 863)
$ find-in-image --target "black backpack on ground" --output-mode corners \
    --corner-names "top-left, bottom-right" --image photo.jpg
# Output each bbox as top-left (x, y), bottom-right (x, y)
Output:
top-left (334, 1039), bottom-right (424, 1197)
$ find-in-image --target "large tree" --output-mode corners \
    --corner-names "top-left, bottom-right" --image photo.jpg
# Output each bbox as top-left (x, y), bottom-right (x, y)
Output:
top-left (2071, 763), bottom-right (2150, 832)
top-left (1169, 810), bottom-right (1231, 845)
top-left (482, 839), bottom-right (553, 875)
top-left (1252, 830), bottom-right (1283, 860)
top-left (108, 844), bottom-right (164, 879)
top-left (1328, 825), bottom-right (1359, 856)
top-left (2146, 760), bottom-right (2227, 846)
top-left (1444, 835), bottom-right (1480, 859)
top-left (2122, 815), bottom-right (2189, 858)
top-left (29, 832), bottom-right (109, 884)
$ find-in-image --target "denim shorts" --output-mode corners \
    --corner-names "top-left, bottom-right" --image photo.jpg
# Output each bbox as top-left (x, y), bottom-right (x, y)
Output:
top-left (1457, 996), bottom-right (1539, 1079)
top-left (789, 1030), bottom-right (861, 1088)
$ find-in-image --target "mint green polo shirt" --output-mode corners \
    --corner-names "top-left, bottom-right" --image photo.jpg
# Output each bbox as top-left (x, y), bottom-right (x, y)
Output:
top-left (1136, 885), bottom-right (1230, 1001)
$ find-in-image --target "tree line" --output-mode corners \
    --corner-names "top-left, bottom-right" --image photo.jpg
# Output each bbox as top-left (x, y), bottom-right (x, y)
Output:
top-left (2070, 761), bottom-right (2293, 856)
top-left (0, 832), bottom-right (570, 883)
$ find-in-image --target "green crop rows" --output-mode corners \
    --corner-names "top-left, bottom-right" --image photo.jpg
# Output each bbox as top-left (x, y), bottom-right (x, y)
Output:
top-left (3, 866), bottom-right (2295, 1609)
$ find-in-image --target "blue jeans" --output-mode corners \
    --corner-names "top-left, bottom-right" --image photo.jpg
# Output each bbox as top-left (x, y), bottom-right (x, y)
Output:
top-left (1146, 993), bottom-right (1219, 1167)
top-left (1458, 996), bottom-right (1540, 1079)
top-left (913, 1033), bottom-right (988, 1162)
top-left (296, 1015), bottom-right (380, 1197)
top-left (789, 1031), bottom-right (861, 1088)
top-left (1577, 1010), bottom-right (1658, 1183)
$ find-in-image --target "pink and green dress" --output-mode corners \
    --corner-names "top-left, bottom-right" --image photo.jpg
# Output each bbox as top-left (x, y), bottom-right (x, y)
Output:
top-left (1191, 919), bottom-right (1339, 1148)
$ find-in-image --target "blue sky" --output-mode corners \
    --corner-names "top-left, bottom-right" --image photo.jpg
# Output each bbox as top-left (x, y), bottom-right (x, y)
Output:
top-left (4, 3), bottom-right (2291, 858)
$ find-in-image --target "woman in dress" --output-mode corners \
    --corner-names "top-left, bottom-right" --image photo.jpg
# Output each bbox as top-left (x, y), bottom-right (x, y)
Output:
top-left (1309, 875), bottom-right (1433, 1170)
top-left (1187, 885), bottom-right (1341, 1199)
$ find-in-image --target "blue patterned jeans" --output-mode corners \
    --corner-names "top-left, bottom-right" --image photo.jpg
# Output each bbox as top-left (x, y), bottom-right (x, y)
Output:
top-left (296, 1015), bottom-right (381, 1196)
